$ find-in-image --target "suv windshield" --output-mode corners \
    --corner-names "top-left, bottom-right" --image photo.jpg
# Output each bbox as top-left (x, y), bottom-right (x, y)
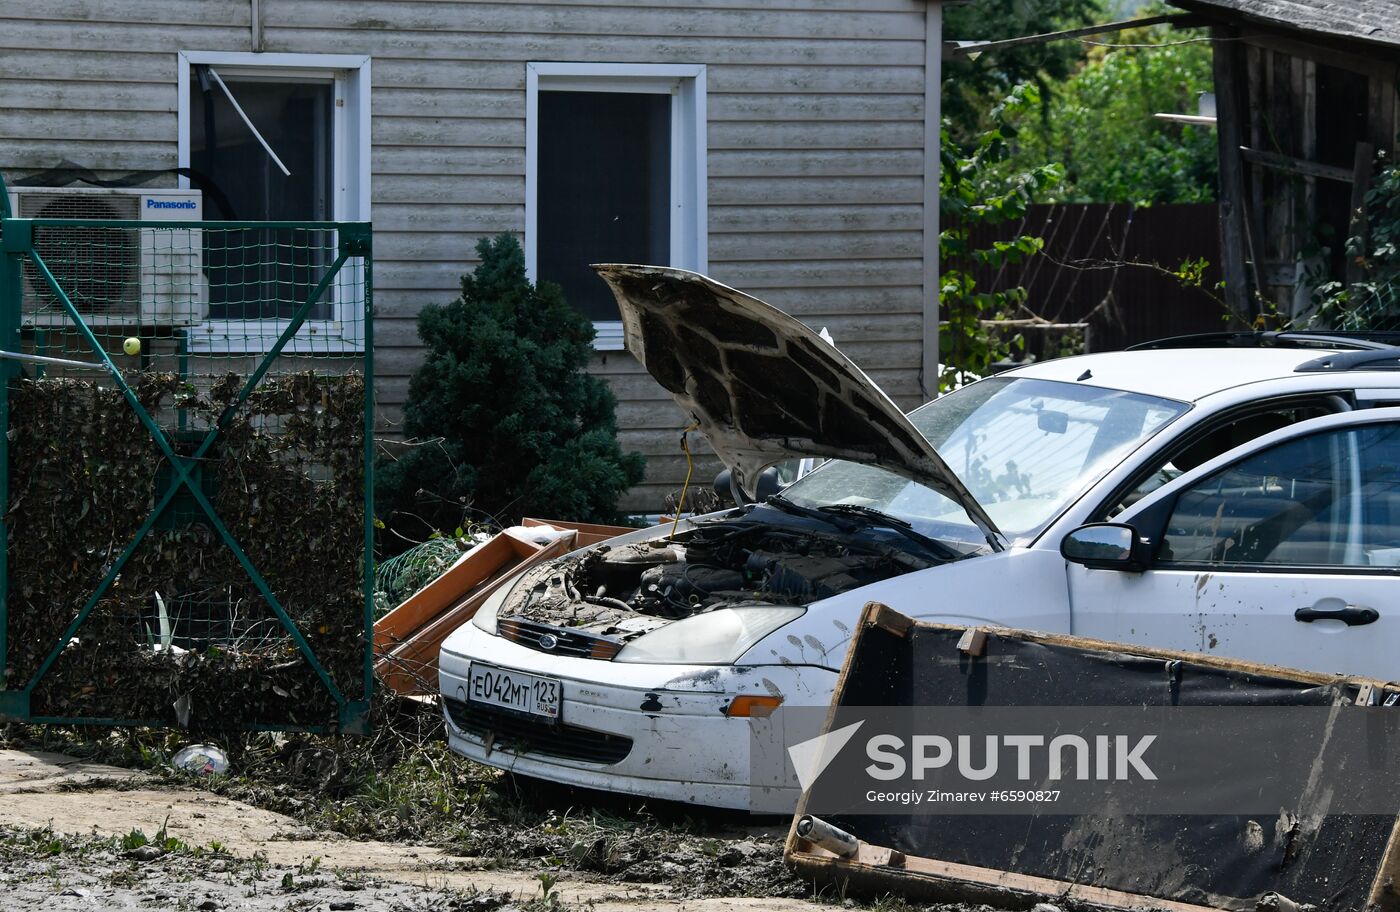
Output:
top-left (781, 377), bottom-right (1188, 546)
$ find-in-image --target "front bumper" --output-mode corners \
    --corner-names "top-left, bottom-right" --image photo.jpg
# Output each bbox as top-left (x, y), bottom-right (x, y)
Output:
top-left (439, 621), bottom-right (835, 810)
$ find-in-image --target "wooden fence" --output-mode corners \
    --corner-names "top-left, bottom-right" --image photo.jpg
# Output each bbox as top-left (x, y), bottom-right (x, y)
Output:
top-left (965, 202), bottom-right (1227, 355)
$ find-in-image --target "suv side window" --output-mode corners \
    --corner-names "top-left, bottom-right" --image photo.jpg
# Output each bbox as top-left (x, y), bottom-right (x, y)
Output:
top-left (1103, 400), bottom-right (1342, 518)
top-left (1158, 422), bottom-right (1400, 568)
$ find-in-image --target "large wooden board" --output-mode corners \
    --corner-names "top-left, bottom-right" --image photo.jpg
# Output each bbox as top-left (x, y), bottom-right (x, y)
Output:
top-left (785, 602), bottom-right (1400, 912)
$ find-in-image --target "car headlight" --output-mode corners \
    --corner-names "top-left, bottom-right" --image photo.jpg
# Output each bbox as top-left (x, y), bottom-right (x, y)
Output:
top-left (613, 606), bottom-right (806, 665)
top-left (471, 572), bottom-right (523, 635)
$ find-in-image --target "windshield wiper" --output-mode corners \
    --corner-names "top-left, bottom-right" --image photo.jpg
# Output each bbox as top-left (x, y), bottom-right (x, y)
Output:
top-left (764, 493), bottom-right (847, 528)
top-left (816, 504), bottom-right (960, 561)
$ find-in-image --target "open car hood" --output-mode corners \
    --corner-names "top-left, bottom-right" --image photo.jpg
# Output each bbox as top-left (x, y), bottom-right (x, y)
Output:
top-left (594, 265), bottom-right (1005, 550)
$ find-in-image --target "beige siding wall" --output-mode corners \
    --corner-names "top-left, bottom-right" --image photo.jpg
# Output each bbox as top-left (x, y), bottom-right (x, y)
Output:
top-left (0, 0), bottom-right (934, 513)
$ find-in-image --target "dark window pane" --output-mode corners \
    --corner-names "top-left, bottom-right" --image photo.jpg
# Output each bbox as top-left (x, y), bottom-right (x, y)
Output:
top-left (1161, 429), bottom-right (1356, 566)
top-left (537, 91), bottom-right (671, 322)
top-left (190, 73), bottom-right (335, 320)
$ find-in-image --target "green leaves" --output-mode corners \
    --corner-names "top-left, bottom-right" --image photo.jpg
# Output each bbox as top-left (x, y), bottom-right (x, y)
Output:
top-left (1309, 153), bottom-right (1400, 331)
top-left (987, 11), bottom-right (1218, 206)
top-left (939, 88), bottom-right (1059, 390)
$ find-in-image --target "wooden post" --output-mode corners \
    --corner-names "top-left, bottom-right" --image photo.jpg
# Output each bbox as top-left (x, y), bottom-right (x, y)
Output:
top-left (1212, 27), bottom-right (1253, 326)
top-left (1346, 141), bottom-right (1376, 288)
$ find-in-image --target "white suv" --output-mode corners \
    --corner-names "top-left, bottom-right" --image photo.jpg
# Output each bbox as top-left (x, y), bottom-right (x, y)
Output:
top-left (441, 265), bottom-right (1400, 809)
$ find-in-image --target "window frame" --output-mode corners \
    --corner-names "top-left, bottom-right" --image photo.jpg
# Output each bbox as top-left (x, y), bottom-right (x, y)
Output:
top-left (525, 62), bottom-right (708, 351)
top-left (1143, 423), bottom-right (1400, 576)
top-left (1089, 393), bottom-right (1353, 524)
top-left (176, 50), bottom-right (371, 354)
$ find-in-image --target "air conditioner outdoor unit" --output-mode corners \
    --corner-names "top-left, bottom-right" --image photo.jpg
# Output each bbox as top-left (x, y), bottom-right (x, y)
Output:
top-left (5, 187), bottom-right (208, 329)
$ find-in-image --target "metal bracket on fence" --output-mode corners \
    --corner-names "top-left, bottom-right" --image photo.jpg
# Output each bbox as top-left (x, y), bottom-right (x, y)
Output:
top-left (0, 349), bottom-right (114, 374)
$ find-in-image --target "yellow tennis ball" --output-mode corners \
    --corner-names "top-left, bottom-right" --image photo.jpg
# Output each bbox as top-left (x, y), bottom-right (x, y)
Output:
top-left (123, 337), bottom-right (141, 356)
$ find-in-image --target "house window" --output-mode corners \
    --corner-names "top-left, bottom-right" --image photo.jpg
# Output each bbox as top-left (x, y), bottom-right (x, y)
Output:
top-left (526, 63), bottom-right (707, 350)
top-left (177, 51), bottom-right (371, 352)
top-left (191, 74), bottom-right (335, 320)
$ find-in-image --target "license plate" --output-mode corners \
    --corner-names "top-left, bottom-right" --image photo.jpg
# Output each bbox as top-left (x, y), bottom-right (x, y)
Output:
top-left (467, 663), bottom-right (561, 721)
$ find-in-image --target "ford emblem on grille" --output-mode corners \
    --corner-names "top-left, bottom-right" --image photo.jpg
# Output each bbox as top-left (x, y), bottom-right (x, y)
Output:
top-left (538, 634), bottom-right (559, 651)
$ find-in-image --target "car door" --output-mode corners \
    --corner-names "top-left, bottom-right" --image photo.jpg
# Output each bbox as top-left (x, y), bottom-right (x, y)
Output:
top-left (1066, 413), bottom-right (1400, 680)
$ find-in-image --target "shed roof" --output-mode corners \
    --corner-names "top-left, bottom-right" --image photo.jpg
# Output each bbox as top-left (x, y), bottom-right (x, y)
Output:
top-left (1173, 0), bottom-right (1400, 47)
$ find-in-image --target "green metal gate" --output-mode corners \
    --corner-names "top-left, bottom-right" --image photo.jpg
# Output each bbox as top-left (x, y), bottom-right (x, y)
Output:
top-left (0, 184), bottom-right (373, 733)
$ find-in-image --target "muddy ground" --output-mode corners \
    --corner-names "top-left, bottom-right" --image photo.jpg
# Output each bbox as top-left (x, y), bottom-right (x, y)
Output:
top-left (0, 702), bottom-right (1009, 912)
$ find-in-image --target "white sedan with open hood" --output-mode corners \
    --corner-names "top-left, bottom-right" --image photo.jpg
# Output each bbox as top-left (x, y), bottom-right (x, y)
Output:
top-left (441, 265), bottom-right (1400, 809)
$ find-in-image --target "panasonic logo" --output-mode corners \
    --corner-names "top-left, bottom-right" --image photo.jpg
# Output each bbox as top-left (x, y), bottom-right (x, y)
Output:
top-left (145, 199), bottom-right (197, 210)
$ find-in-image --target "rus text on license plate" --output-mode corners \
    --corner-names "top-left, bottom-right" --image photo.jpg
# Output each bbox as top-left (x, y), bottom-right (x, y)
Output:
top-left (467, 664), bottom-right (561, 721)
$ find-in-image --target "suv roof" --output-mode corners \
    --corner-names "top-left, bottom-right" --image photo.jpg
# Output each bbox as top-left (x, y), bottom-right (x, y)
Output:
top-left (1006, 347), bottom-right (1364, 402)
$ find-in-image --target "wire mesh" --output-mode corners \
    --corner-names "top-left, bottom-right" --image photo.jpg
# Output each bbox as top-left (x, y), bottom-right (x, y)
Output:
top-left (15, 223), bottom-right (363, 367)
top-left (0, 216), bottom-right (373, 732)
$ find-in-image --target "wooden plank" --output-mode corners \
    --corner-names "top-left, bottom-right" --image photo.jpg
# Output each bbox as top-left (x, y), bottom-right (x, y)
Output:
top-left (709, 93), bottom-right (923, 122)
top-left (1237, 28), bottom-right (1393, 80)
top-left (522, 517), bottom-right (640, 547)
top-left (0, 109), bottom-right (171, 141)
top-left (378, 533), bottom-right (575, 696)
top-left (708, 230), bottom-right (923, 262)
top-left (728, 285), bottom-right (925, 313)
top-left (370, 202), bottom-right (522, 233)
top-left (708, 149), bottom-right (923, 178)
top-left (1211, 28), bottom-right (1253, 325)
top-left (709, 122), bottom-right (923, 152)
top-left (372, 87), bottom-right (525, 120)
top-left (1346, 142), bottom-right (1377, 287)
top-left (267, 1), bottom-right (929, 41)
top-left (264, 30), bottom-right (926, 67)
top-left (921, 0), bottom-right (940, 401)
top-left (0, 79), bottom-right (175, 112)
top-left (8, 0), bottom-right (251, 27)
top-left (710, 204), bottom-right (923, 233)
top-left (280, 0), bottom-right (924, 10)
top-left (0, 19), bottom-right (251, 52)
top-left (0, 48), bottom-right (171, 83)
top-left (787, 611), bottom-right (1400, 911)
top-left (709, 259), bottom-right (924, 288)
top-left (375, 174), bottom-right (524, 206)
top-left (373, 58), bottom-right (526, 91)
top-left (374, 232), bottom-right (504, 262)
top-left (374, 532), bottom-right (538, 647)
top-left (788, 848), bottom-right (1223, 912)
top-left (1239, 145), bottom-right (1355, 183)
top-left (711, 175), bottom-right (929, 203)
top-left (0, 139), bottom-right (175, 172)
top-left (372, 117), bottom-right (525, 150)
top-left (708, 65), bottom-right (925, 94)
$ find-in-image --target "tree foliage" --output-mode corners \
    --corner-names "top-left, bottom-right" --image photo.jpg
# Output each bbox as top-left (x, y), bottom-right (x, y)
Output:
top-left (992, 11), bottom-right (1218, 205)
top-left (1308, 152), bottom-right (1400, 331)
top-left (941, 86), bottom-right (1066, 389)
top-left (377, 235), bottom-right (644, 541)
top-left (943, 0), bottom-right (1102, 146)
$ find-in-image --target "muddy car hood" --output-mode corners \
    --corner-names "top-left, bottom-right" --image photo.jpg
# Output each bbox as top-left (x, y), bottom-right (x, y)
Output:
top-left (594, 265), bottom-right (1004, 549)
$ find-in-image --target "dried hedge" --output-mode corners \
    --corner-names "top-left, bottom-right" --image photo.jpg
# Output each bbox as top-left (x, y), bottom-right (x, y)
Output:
top-left (4, 370), bottom-right (367, 729)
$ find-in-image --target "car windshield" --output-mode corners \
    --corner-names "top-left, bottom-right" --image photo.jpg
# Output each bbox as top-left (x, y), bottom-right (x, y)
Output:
top-left (780, 377), bottom-right (1189, 546)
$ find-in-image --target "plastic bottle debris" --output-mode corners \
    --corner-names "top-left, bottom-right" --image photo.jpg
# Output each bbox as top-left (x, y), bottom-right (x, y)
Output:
top-left (171, 744), bottom-right (229, 775)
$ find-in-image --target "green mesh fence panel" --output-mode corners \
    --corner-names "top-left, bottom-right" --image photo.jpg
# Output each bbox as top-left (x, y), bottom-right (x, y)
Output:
top-left (0, 214), bottom-right (373, 734)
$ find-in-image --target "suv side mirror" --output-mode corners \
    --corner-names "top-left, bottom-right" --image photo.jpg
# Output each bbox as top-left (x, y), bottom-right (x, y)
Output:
top-left (1061, 523), bottom-right (1150, 572)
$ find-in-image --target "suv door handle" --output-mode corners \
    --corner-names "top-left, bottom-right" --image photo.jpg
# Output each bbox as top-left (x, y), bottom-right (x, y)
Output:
top-left (1294, 604), bottom-right (1379, 626)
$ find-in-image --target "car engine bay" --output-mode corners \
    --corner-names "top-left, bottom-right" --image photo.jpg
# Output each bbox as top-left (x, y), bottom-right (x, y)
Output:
top-left (498, 511), bottom-right (947, 642)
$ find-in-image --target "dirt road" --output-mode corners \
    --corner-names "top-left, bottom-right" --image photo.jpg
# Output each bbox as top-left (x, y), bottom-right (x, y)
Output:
top-left (0, 749), bottom-right (827, 912)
